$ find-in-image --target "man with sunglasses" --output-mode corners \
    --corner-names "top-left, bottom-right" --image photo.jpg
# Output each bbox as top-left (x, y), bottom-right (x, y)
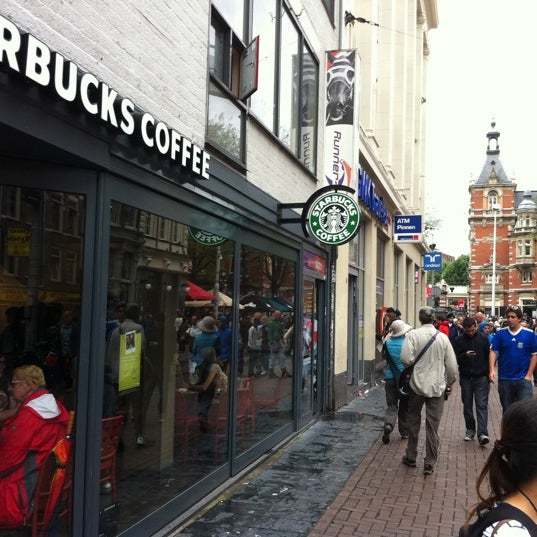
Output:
top-left (490, 305), bottom-right (537, 413)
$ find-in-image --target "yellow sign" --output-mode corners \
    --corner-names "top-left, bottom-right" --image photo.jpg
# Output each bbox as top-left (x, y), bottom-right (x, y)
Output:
top-left (7, 228), bottom-right (31, 257)
top-left (118, 330), bottom-right (142, 392)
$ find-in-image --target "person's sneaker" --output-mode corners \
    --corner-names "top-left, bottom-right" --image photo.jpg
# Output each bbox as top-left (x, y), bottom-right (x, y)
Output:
top-left (464, 430), bottom-right (475, 441)
top-left (478, 434), bottom-right (490, 446)
top-left (423, 464), bottom-right (434, 475)
top-left (402, 455), bottom-right (416, 467)
top-left (136, 435), bottom-right (145, 446)
top-left (382, 424), bottom-right (393, 444)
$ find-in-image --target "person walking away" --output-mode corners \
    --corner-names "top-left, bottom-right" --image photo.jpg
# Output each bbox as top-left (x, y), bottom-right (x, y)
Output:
top-left (191, 316), bottom-right (221, 377)
top-left (247, 313), bottom-right (265, 376)
top-left (217, 314), bottom-right (232, 373)
top-left (382, 320), bottom-right (412, 444)
top-left (489, 305), bottom-right (537, 413)
top-left (266, 311), bottom-right (287, 378)
top-left (459, 398), bottom-right (537, 537)
top-left (453, 317), bottom-right (491, 445)
top-left (401, 306), bottom-right (458, 475)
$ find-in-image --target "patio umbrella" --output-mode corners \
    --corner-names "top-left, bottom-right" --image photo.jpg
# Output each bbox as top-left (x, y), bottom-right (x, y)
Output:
top-left (185, 281), bottom-right (214, 301)
top-left (240, 294), bottom-right (274, 312)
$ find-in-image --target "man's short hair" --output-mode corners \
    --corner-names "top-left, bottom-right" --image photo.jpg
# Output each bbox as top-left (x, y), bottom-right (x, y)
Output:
top-left (506, 305), bottom-right (523, 319)
top-left (462, 317), bottom-right (476, 329)
top-left (418, 307), bottom-right (435, 324)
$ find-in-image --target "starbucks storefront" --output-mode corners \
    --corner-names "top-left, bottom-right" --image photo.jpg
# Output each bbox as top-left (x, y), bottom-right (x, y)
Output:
top-left (0, 18), bottom-right (330, 537)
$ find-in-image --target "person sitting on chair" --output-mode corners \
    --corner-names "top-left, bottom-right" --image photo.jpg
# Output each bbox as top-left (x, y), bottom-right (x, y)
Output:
top-left (0, 365), bottom-right (69, 529)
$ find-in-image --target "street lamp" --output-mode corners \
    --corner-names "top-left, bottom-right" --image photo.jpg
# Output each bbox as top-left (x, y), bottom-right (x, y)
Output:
top-left (491, 203), bottom-right (500, 318)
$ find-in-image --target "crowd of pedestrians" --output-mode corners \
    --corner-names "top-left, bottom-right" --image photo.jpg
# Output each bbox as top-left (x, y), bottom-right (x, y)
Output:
top-left (381, 304), bottom-right (537, 535)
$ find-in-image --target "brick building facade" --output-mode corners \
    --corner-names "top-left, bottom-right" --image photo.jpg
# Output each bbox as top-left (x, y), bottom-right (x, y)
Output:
top-left (468, 124), bottom-right (537, 317)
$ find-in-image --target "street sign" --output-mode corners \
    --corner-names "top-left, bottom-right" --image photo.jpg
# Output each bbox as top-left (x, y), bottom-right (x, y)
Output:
top-left (394, 215), bottom-right (422, 242)
top-left (423, 251), bottom-right (442, 271)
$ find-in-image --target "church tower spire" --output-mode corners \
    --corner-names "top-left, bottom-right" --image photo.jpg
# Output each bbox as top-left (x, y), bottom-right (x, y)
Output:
top-left (473, 121), bottom-right (511, 186)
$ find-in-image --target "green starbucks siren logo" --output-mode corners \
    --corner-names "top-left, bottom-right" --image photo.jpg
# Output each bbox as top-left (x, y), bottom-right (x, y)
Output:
top-left (306, 190), bottom-right (360, 245)
top-left (188, 227), bottom-right (227, 246)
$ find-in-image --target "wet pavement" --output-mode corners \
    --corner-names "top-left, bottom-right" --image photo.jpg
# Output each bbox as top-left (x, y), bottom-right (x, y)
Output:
top-left (175, 387), bottom-right (385, 537)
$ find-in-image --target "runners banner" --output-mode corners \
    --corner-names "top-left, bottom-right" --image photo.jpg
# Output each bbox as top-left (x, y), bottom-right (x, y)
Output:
top-left (324, 50), bottom-right (360, 189)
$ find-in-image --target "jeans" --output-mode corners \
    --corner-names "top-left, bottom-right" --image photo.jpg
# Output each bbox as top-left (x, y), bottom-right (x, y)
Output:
top-left (498, 379), bottom-right (534, 413)
top-left (405, 393), bottom-right (445, 467)
top-left (460, 376), bottom-right (489, 436)
top-left (384, 379), bottom-right (409, 435)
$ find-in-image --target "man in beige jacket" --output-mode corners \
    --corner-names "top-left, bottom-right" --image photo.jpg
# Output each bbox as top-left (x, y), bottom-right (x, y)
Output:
top-left (401, 306), bottom-right (458, 475)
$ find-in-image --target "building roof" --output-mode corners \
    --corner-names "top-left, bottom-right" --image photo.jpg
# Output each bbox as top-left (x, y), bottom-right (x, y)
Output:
top-left (516, 190), bottom-right (537, 212)
top-left (474, 122), bottom-right (512, 186)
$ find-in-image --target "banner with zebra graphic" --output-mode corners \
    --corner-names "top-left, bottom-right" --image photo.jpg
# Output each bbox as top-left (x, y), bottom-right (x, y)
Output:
top-left (324, 50), bottom-right (360, 189)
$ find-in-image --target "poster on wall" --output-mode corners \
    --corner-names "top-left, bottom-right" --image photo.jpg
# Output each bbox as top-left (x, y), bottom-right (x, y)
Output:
top-left (324, 49), bottom-right (360, 189)
top-left (118, 330), bottom-right (142, 392)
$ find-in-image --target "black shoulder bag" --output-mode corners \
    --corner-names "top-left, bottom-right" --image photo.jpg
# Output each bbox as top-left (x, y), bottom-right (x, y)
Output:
top-left (398, 331), bottom-right (438, 397)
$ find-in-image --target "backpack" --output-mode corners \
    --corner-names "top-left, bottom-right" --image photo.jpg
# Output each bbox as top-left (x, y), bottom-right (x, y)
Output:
top-left (459, 503), bottom-right (537, 537)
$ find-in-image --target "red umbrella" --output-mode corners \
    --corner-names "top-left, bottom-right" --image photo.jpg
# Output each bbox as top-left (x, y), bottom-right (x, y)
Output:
top-left (186, 281), bottom-right (215, 301)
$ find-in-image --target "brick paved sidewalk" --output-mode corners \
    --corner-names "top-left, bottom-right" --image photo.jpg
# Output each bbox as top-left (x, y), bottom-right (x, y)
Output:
top-left (308, 383), bottom-right (503, 537)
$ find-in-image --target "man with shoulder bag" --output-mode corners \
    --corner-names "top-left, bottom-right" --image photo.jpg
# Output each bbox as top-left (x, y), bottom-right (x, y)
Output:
top-left (400, 307), bottom-right (458, 475)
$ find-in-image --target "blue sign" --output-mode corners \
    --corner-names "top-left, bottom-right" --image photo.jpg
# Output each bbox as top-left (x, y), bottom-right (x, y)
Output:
top-left (357, 169), bottom-right (389, 225)
top-left (394, 215), bottom-right (422, 242)
top-left (423, 251), bottom-right (442, 271)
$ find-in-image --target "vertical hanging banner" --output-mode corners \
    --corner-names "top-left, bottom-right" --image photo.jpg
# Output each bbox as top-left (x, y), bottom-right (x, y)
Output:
top-left (324, 50), bottom-right (360, 189)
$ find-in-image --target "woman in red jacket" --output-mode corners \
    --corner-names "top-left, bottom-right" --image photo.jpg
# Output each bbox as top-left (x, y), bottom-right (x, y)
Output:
top-left (0, 365), bottom-right (69, 529)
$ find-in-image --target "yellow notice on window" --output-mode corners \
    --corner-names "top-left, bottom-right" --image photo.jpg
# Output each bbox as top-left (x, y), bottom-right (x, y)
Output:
top-left (7, 228), bottom-right (31, 257)
top-left (118, 330), bottom-right (141, 392)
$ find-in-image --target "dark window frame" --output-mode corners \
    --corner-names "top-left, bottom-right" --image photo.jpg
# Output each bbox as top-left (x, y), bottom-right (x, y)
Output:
top-left (248, 0), bottom-right (319, 174)
top-left (206, 0), bottom-right (320, 175)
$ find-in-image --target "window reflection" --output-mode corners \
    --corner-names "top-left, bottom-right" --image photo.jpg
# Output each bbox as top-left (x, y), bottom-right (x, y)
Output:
top-left (0, 185), bottom-right (85, 535)
top-left (278, 12), bottom-right (299, 151)
top-left (237, 246), bottom-right (295, 453)
top-left (208, 82), bottom-right (243, 160)
top-left (104, 202), bottom-right (234, 534)
top-left (250, 0), bottom-right (277, 128)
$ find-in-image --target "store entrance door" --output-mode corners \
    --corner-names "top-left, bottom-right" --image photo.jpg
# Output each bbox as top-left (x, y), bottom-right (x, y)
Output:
top-left (300, 277), bottom-right (325, 425)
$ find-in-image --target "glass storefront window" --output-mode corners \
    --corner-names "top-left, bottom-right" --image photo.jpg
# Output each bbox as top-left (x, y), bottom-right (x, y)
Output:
top-left (301, 278), bottom-right (317, 423)
top-left (103, 202), bottom-right (234, 534)
top-left (0, 185), bottom-right (85, 535)
top-left (237, 246), bottom-right (295, 453)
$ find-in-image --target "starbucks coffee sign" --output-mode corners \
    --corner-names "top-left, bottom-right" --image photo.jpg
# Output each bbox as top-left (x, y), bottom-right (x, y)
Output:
top-left (188, 227), bottom-right (226, 246)
top-left (303, 187), bottom-right (360, 245)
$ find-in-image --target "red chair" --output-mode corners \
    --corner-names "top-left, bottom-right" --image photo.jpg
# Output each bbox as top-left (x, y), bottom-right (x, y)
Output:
top-left (175, 391), bottom-right (200, 460)
top-left (100, 415), bottom-right (125, 501)
top-left (28, 435), bottom-right (73, 536)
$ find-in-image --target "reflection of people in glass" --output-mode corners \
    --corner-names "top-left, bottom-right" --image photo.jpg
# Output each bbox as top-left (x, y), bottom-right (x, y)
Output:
top-left (105, 304), bottom-right (147, 444)
top-left (46, 309), bottom-right (80, 398)
top-left (248, 312), bottom-right (265, 376)
top-left (0, 365), bottom-right (69, 529)
top-left (217, 314), bottom-right (232, 373)
top-left (191, 316), bottom-right (220, 375)
top-left (266, 311), bottom-right (289, 378)
top-left (188, 347), bottom-right (226, 432)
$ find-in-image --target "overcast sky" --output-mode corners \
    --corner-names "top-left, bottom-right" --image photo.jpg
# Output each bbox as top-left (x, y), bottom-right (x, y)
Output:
top-left (425, 0), bottom-right (536, 258)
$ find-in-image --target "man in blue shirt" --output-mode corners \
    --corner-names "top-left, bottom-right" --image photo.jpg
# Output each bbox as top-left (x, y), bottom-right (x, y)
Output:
top-left (490, 305), bottom-right (537, 413)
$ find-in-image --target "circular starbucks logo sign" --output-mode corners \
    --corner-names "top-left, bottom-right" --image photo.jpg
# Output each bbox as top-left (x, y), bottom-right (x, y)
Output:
top-left (188, 227), bottom-right (227, 246)
top-left (305, 190), bottom-right (360, 245)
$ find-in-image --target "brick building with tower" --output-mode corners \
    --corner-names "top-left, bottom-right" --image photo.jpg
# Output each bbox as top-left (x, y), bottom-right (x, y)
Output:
top-left (468, 123), bottom-right (537, 317)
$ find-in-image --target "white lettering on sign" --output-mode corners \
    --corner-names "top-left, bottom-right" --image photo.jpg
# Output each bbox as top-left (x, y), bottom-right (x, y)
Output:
top-left (0, 14), bottom-right (210, 181)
